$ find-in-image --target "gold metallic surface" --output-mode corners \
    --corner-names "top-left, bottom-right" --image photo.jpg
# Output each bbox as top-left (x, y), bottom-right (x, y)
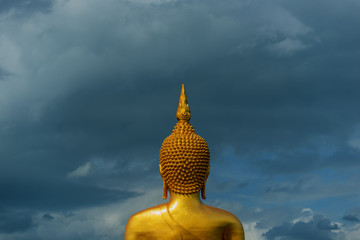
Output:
top-left (160, 118), bottom-right (210, 196)
top-left (176, 84), bottom-right (191, 122)
top-left (125, 85), bottom-right (245, 240)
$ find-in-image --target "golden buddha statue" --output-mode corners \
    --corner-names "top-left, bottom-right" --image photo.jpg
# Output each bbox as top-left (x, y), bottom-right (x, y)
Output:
top-left (125, 84), bottom-right (245, 240)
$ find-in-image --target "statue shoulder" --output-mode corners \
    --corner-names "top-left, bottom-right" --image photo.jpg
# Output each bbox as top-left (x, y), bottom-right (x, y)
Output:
top-left (203, 205), bottom-right (239, 220)
top-left (125, 204), bottom-right (168, 240)
top-left (127, 203), bottom-right (167, 223)
top-left (203, 205), bottom-right (245, 239)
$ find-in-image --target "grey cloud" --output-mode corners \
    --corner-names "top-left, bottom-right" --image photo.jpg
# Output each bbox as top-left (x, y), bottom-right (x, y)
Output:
top-left (2, 0), bottom-right (359, 176)
top-left (208, 176), bottom-right (248, 194)
top-left (263, 214), bottom-right (341, 240)
top-left (0, 209), bottom-right (36, 234)
top-left (0, 180), bottom-right (139, 211)
top-left (0, 80), bottom-right (165, 183)
top-left (316, 217), bottom-right (339, 230)
top-left (327, 147), bottom-right (360, 168)
top-left (252, 150), bottom-right (321, 175)
top-left (263, 182), bottom-right (300, 194)
top-left (42, 214), bottom-right (54, 221)
top-left (240, 206), bottom-right (304, 229)
top-left (0, 68), bottom-right (11, 80)
top-left (256, 174), bottom-right (360, 205)
top-left (0, 0), bottom-right (54, 16)
top-left (343, 214), bottom-right (360, 223)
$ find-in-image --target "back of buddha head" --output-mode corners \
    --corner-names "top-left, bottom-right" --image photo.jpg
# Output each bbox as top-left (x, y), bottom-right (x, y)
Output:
top-left (159, 84), bottom-right (210, 199)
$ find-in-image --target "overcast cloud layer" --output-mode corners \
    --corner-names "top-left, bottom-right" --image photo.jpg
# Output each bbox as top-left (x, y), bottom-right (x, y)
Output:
top-left (1, 0), bottom-right (360, 239)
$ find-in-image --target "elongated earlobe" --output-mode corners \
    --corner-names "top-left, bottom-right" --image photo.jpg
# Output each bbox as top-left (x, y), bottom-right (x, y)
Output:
top-left (201, 167), bottom-right (210, 199)
top-left (159, 164), bottom-right (168, 199)
top-left (201, 183), bottom-right (206, 199)
top-left (163, 181), bottom-right (168, 200)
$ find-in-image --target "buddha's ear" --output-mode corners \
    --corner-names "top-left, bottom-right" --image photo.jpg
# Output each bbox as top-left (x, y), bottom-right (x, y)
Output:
top-left (201, 166), bottom-right (210, 200)
top-left (201, 183), bottom-right (207, 200)
top-left (162, 181), bottom-right (168, 200)
top-left (159, 164), bottom-right (163, 177)
top-left (159, 164), bottom-right (168, 200)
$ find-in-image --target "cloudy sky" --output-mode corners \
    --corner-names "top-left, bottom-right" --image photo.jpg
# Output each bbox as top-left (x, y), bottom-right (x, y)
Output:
top-left (1, 0), bottom-right (360, 239)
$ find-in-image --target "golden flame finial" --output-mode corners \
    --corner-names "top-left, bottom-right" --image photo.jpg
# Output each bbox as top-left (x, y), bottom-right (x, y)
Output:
top-left (176, 84), bottom-right (191, 122)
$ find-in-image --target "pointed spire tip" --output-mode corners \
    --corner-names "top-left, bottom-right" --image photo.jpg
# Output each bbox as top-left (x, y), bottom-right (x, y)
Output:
top-left (176, 84), bottom-right (191, 122)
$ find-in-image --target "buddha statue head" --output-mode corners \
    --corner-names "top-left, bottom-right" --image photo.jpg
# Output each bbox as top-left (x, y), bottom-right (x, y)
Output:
top-left (159, 84), bottom-right (210, 200)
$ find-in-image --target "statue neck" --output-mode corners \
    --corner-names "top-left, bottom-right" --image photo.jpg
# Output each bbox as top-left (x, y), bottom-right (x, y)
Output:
top-left (168, 191), bottom-right (203, 211)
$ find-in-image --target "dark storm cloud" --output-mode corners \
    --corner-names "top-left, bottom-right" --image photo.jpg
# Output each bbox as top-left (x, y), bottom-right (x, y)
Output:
top-left (0, 0), bottom-right (53, 15)
top-left (177, 0), bottom-right (360, 176)
top-left (327, 147), bottom-right (360, 168)
top-left (0, 180), bottom-right (138, 210)
top-left (0, 208), bottom-right (35, 234)
top-left (0, 79), bottom-right (170, 213)
top-left (1, 0), bottom-right (359, 179)
top-left (209, 179), bottom-right (248, 194)
top-left (0, 0), bottom-right (359, 212)
top-left (0, 68), bottom-right (11, 80)
top-left (0, 79), bottom-right (168, 182)
top-left (343, 214), bottom-right (360, 223)
top-left (253, 150), bottom-right (321, 174)
top-left (247, 206), bottom-right (303, 229)
top-left (263, 214), bottom-right (340, 240)
top-left (42, 214), bottom-right (54, 221)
